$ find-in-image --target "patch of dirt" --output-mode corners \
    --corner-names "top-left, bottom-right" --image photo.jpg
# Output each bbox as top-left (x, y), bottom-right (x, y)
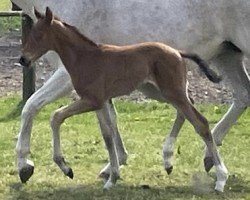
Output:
top-left (0, 31), bottom-right (247, 103)
top-left (0, 31), bottom-right (55, 96)
top-left (0, 31), bottom-right (22, 96)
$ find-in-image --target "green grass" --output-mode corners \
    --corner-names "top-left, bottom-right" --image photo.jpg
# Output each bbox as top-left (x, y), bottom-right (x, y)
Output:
top-left (0, 0), bottom-right (21, 35)
top-left (0, 0), bottom-right (11, 11)
top-left (0, 96), bottom-right (249, 200)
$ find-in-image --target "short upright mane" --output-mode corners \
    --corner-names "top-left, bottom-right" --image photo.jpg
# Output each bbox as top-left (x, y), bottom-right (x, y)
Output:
top-left (37, 13), bottom-right (97, 47)
top-left (62, 22), bottom-right (98, 47)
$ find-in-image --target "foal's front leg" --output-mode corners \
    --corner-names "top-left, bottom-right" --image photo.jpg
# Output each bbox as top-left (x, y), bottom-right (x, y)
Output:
top-left (50, 99), bottom-right (98, 178)
top-left (51, 99), bottom-right (120, 189)
top-left (96, 102), bottom-right (120, 189)
top-left (98, 100), bottom-right (128, 180)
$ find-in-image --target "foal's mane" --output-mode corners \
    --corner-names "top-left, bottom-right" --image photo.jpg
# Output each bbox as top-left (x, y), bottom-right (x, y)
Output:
top-left (38, 11), bottom-right (98, 47)
top-left (55, 16), bottom-right (98, 47)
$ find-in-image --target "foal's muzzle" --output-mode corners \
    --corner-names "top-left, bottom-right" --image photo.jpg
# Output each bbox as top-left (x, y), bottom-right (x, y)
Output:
top-left (19, 56), bottom-right (31, 67)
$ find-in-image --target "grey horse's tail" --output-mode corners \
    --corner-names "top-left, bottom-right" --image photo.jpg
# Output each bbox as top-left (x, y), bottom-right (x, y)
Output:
top-left (180, 52), bottom-right (222, 83)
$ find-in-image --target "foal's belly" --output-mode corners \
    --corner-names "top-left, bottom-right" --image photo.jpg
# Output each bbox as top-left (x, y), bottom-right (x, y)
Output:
top-left (107, 77), bottom-right (144, 98)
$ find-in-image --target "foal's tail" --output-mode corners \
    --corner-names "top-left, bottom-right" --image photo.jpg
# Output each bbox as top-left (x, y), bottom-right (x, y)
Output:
top-left (179, 52), bottom-right (222, 83)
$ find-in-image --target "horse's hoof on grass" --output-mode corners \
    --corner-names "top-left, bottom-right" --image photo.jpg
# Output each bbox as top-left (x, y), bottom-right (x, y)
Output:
top-left (66, 168), bottom-right (74, 179)
top-left (99, 171), bottom-right (110, 182)
top-left (204, 157), bottom-right (214, 172)
top-left (165, 166), bottom-right (173, 175)
top-left (19, 161), bottom-right (34, 183)
top-left (215, 182), bottom-right (225, 193)
top-left (103, 180), bottom-right (114, 190)
top-left (215, 188), bottom-right (224, 194)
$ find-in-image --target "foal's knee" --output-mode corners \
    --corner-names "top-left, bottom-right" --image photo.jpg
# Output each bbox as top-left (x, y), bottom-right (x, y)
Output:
top-left (50, 109), bottom-right (65, 128)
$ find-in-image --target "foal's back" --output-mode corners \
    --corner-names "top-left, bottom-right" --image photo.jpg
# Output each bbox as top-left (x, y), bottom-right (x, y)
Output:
top-left (98, 42), bottom-right (184, 76)
top-left (85, 42), bottom-right (187, 100)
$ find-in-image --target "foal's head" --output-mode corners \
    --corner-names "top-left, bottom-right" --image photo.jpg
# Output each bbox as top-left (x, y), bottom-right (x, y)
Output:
top-left (19, 7), bottom-right (55, 67)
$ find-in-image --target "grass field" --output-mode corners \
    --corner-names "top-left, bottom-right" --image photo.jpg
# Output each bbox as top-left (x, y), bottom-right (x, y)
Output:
top-left (0, 0), bottom-right (20, 35)
top-left (0, 96), bottom-right (249, 200)
top-left (0, 0), bottom-right (11, 11)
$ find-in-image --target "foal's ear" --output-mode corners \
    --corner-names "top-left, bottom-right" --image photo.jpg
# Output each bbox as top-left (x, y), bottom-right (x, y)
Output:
top-left (34, 7), bottom-right (43, 19)
top-left (45, 7), bottom-right (53, 24)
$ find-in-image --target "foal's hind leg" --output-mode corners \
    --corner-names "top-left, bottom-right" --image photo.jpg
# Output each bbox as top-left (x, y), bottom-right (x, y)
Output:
top-left (163, 111), bottom-right (185, 174)
top-left (138, 83), bottom-right (189, 174)
top-left (137, 82), bottom-right (185, 174)
top-left (98, 100), bottom-right (128, 180)
top-left (175, 100), bottom-right (228, 192)
top-left (204, 102), bottom-right (247, 172)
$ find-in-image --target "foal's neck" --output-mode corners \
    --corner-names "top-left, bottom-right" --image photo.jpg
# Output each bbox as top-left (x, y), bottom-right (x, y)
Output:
top-left (52, 22), bottom-right (98, 49)
top-left (51, 22), bottom-right (99, 66)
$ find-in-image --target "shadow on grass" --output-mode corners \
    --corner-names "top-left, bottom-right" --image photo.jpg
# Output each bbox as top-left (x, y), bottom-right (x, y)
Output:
top-left (226, 173), bottom-right (250, 193)
top-left (7, 175), bottom-right (249, 200)
top-left (0, 100), bottom-right (23, 122)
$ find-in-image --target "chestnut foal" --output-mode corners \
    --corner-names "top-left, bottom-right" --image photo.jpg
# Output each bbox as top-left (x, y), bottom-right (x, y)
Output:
top-left (20, 7), bottom-right (228, 191)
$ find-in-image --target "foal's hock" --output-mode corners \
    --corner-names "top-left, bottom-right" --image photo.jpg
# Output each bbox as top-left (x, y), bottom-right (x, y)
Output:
top-left (20, 7), bottom-right (228, 192)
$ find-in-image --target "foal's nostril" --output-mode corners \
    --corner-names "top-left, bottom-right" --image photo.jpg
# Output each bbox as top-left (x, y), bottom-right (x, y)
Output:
top-left (19, 56), bottom-right (31, 67)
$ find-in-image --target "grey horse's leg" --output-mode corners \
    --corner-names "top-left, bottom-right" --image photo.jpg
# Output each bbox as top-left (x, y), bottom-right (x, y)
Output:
top-left (163, 111), bottom-right (185, 174)
top-left (204, 42), bottom-right (250, 172)
top-left (98, 99), bottom-right (128, 179)
top-left (16, 67), bottom-right (73, 183)
top-left (212, 102), bottom-right (247, 145)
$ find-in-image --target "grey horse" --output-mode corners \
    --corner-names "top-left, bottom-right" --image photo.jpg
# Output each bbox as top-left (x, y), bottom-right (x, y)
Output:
top-left (12, 0), bottom-right (249, 191)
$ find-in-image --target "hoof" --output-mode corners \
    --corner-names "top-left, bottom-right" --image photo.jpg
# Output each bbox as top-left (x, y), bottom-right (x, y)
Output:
top-left (66, 168), bottom-right (74, 179)
top-left (19, 162), bottom-right (34, 183)
top-left (99, 171), bottom-right (110, 181)
top-left (103, 180), bottom-right (114, 190)
top-left (215, 181), bottom-right (225, 193)
top-left (141, 184), bottom-right (150, 189)
top-left (204, 157), bottom-right (214, 172)
top-left (165, 166), bottom-right (173, 175)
